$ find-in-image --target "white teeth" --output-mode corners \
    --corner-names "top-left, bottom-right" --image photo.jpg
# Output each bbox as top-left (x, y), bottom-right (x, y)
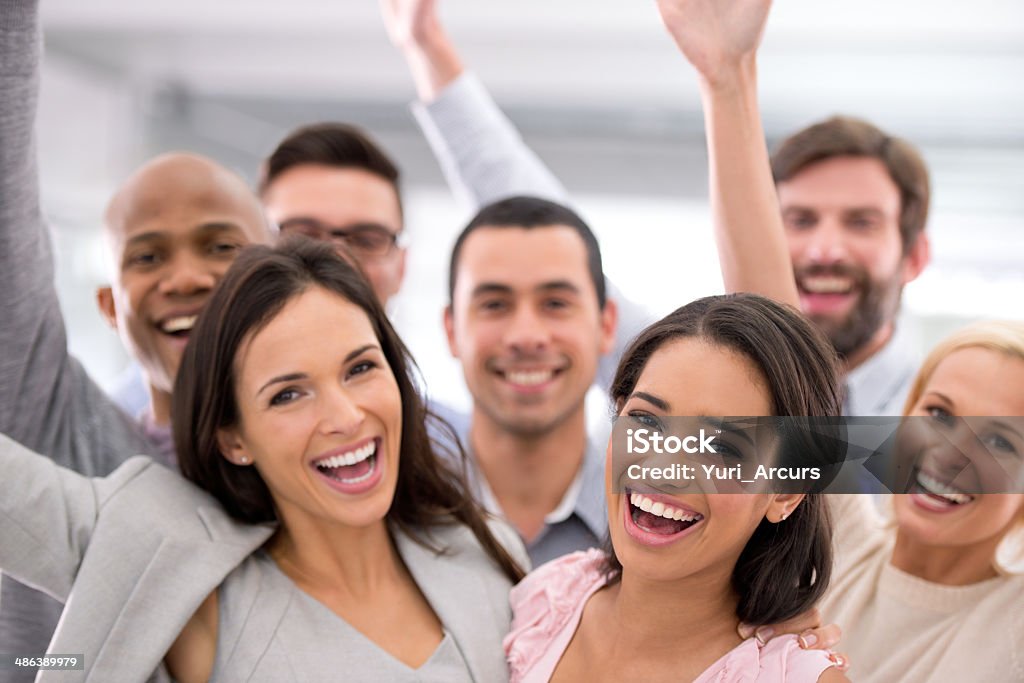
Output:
top-left (315, 441), bottom-right (377, 470)
top-left (629, 493), bottom-right (703, 522)
top-left (161, 315), bottom-right (198, 333)
top-left (801, 276), bottom-right (853, 294)
top-left (916, 471), bottom-right (973, 504)
top-left (505, 370), bottom-right (554, 386)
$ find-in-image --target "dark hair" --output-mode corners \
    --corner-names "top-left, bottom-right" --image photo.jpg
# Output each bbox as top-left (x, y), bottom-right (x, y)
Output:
top-left (448, 196), bottom-right (606, 309)
top-left (173, 237), bottom-right (522, 582)
top-left (606, 294), bottom-right (843, 626)
top-left (259, 122), bottom-right (403, 219)
top-left (771, 115), bottom-right (930, 254)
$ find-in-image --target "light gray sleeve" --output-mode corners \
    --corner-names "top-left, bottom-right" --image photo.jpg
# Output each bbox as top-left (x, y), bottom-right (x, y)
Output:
top-left (0, 0), bottom-right (150, 476)
top-left (412, 72), bottom-right (657, 391)
top-left (412, 72), bottom-right (571, 210)
top-left (0, 434), bottom-right (100, 602)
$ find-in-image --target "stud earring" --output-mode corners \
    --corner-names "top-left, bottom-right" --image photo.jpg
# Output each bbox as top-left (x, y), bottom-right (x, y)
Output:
top-left (239, 456), bottom-right (249, 464)
top-left (780, 510), bottom-right (789, 521)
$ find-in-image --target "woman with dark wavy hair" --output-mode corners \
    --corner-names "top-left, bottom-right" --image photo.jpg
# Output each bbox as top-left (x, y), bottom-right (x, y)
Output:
top-left (0, 237), bottom-right (525, 682)
top-left (503, 294), bottom-right (848, 682)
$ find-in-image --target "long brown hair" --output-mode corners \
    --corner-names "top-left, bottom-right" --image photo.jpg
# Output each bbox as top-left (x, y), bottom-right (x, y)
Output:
top-left (173, 237), bottom-right (523, 582)
top-left (606, 294), bottom-right (843, 625)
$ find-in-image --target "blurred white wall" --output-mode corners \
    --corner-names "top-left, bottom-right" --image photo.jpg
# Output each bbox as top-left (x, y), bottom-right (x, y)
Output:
top-left (32, 0), bottom-right (1024, 401)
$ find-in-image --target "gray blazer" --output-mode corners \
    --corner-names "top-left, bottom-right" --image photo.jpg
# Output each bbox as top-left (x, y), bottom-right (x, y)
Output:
top-left (0, 434), bottom-right (527, 682)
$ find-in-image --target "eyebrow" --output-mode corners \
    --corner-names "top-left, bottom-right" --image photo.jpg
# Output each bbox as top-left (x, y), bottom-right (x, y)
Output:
top-left (256, 344), bottom-right (379, 396)
top-left (470, 283), bottom-right (514, 298)
top-left (536, 280), bottom-right (581, 296)
top-left (630, 391), bottom-right (670, 411)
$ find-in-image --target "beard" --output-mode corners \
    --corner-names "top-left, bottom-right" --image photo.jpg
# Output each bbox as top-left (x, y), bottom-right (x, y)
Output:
top-left (796, 263), bottom-right (904, 360)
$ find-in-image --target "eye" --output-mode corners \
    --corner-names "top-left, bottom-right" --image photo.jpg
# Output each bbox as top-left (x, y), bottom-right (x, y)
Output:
top-left (627, 410), bottom-right (663, 432)
top-left (542, 298), bottom-right (571, 312)
top-left (711, 440), bottom-right (744, 460)
top-left (269, 388), bottom-right (301, 407)
top-left (126, 250), bottom-right (161, 268)
top-left (983, 432), bottom-right (1019, 457)
top-left (478, 298), bottom-right (509, 313)
top-left (209, 241), bottom-right (242, 257)
top-left (927, 406), bottom-right (955, 426)
top-left (784, 213), bottom-right (816, 231)
top-left (348, 360), bottom-right (378, 378)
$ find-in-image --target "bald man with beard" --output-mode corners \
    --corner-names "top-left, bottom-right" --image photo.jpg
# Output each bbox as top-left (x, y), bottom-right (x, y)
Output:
top-left (0, 1), bottom-right (272, 674)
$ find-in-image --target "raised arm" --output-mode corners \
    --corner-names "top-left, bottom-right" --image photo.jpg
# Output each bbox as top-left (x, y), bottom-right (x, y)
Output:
top-left (0, 0), bottom-right (149, 475)
top-left (381, 0), bottom-right (569, 209)
top-left (657, 0), bottom-right (799, 307)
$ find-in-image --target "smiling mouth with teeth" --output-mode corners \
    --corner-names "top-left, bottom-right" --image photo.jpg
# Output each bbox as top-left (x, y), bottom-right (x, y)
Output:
top-left (912, 470), bottom-right (975, 506)
top-left (629, 492), bottom-right (704, 535)
top-left (313, 440), bottom-right (378, 485)
top-left (160, 315), bottom-right (198, 337)
top-left (799, 275), bottom-right (855, 295)
top-left (501, 369), bottom-right (560, 387)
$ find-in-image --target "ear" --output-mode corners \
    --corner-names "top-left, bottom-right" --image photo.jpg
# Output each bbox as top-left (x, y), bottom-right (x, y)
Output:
top-left (216, 427), bottom-right (252, 466)
top-left (598, 298), bottom-right (618, 356)
top-left (766, 493), bottom-right (806, 523)
top-left (443, 305), bottom-right (460, 359)
top-left (901, 233), bottom-right (931, 285)
top-left (96, 286), bottom-right (118, 330)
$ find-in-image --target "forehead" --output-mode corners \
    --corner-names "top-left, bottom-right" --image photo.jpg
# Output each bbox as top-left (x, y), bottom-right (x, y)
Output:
top-left (925, 347), bottom-right (1024, 417)
top-left (107, 177), bottom-right (267, 248)
top-left (262, 164), bottom-right (401, 227)
top-left (777, 156), bottom-right (901, 216)
top-left (236, 287), bottom-right (379, 381)
top-left (454, 224), bottom-right (595, 294)
top-left (634, 338), bottom-right (772, 416)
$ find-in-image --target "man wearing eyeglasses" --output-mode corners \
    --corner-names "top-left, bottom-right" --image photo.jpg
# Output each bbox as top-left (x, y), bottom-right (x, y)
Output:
top-left (260, 122), bottom-right (407, 306)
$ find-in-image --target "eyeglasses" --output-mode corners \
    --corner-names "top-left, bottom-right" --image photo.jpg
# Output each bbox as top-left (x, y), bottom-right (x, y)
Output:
top-left (278, 218), bottom-right (400, 258)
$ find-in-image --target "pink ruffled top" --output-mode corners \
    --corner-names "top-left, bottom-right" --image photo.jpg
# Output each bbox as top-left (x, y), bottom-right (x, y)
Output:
top-left (504, 549), bottom-right (835, 683)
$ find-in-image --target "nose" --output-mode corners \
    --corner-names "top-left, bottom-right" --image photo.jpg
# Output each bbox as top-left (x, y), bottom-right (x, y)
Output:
top-left (926, 420), bottom-right (975, 479)
top-left (316, 385), bottom-right (365, 437)
top-left (503, 304), bottom-right (552, 356)
top-left (801, 220), bottom-right (849, 265)
top-left (158, 252), bottom-right (217, 297)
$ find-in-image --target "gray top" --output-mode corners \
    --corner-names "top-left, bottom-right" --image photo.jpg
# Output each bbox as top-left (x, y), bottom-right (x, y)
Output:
top-left (214, 551), bottom-right (473, 683)
top-left (0, 0), bottom-right (173, 672)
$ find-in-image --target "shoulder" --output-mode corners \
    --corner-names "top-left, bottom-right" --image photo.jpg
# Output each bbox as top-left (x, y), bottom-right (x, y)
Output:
top-left (752, 635), bottom-right (838, 682)
top-left (504, 550), bottom-right (608, 680)
top-left (508, 549), bottom-right (608, 632)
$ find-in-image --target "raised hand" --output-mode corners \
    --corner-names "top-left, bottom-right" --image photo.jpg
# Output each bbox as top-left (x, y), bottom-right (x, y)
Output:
top-left (380, 0), bottom-right (441, 50)
top-left (379, 0), bottom-right (463, 101)
top-left (655, 0), bottom-right (772, 86)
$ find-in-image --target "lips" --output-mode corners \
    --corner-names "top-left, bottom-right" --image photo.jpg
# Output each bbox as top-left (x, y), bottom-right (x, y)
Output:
top-left (492, 359), bottom-right (569, 392)
top-left (909, 468), bottom-right (976, 512)
top-left (310, 438), bottom-right (384, 495)
top-left (623, 489), bottom-right (704, 546)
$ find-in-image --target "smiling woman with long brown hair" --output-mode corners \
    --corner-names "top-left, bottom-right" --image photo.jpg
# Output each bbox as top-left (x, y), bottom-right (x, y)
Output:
top-left (0, 238), bottom-right (525, 682)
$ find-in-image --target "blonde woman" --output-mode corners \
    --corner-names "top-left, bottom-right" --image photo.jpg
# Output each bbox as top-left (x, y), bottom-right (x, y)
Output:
top-left (822, 321), bottom-right (1024, 682)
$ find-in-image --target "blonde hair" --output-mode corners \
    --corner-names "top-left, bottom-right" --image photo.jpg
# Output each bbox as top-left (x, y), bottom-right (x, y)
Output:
top-left (902, 320), bottom-right (1024, 572)
top-left (902, 320), bottom-right (1024, 416)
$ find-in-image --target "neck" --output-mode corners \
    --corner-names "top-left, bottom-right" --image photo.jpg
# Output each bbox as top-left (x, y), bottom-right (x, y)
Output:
top-left (148, 385), bottom-right (173, 426)
top-left (844, 321), bottom-right (895, 372)
top-left (607, 567), bottom-right (741, 660)
top-left (469, 407), bottom-right (587, 537)
top-left (269, 516), bottom-right (404, 595)
top-left (891, 529), bottom-right (1002, 585)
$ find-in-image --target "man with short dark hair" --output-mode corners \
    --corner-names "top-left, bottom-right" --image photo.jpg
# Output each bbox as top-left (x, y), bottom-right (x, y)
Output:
top-left (442, 197), bottom-right (616, 563)
top-left (260, 122), bottom-right (408, 306)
